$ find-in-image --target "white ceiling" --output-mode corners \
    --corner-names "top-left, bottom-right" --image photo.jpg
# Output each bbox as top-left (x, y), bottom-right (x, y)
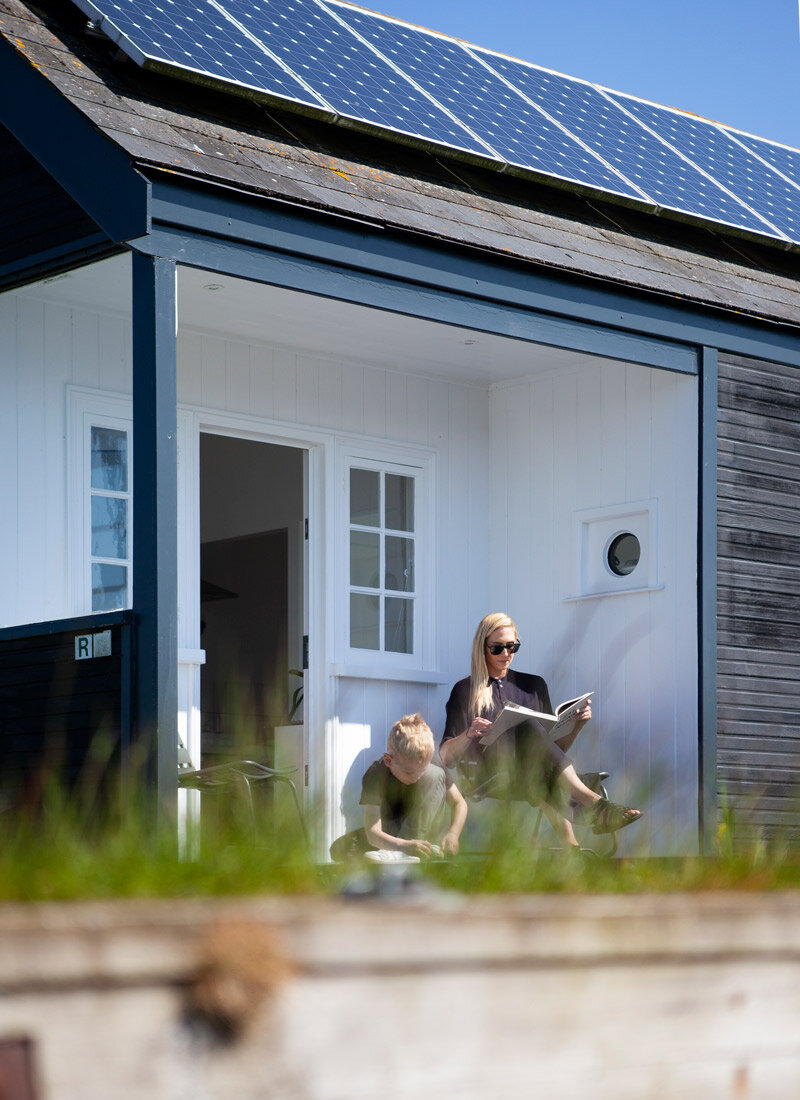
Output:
top-left (19, 253), bottom-right (618, 384)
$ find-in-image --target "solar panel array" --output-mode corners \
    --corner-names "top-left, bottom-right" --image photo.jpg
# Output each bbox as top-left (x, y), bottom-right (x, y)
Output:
top-left (71, 0), bottom-right (800, 246)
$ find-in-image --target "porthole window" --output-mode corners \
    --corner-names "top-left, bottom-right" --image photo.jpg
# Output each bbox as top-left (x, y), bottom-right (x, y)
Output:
top-left (607, 532), bottom-right (641, 577)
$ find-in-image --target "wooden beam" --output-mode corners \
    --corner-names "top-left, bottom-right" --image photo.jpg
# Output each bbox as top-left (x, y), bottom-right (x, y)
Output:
top-left (131, 252), bottom-right (178, 814)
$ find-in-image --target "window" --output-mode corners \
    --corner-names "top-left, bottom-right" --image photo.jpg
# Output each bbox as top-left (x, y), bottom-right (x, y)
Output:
top-left (341, 446), bottom-right (433, 669)
top-left (570, 499), bottom-right (659, 599)
top-left (89, 425), bottom-right (131, 611)
top-left (69, 389), bottom-right (133, 615)
top-left (349, 466), bottom-right (416, 653)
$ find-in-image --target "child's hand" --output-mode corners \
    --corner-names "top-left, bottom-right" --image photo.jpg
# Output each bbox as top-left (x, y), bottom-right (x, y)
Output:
top-left (403, 838), bottom-right (433, 858)
top-left (441, 831), bottom-right (460, 856)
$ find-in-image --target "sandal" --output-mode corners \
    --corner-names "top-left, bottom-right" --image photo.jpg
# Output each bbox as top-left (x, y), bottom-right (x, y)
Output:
top-left (590, 797), bottom-right (642, 835)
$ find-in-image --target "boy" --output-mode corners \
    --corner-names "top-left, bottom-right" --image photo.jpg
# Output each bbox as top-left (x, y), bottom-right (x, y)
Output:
top-left (330, 713), bottom-right (467, 860)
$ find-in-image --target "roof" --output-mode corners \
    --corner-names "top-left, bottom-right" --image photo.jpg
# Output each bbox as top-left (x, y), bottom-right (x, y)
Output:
top-left (3, 0), bottom-right (800, 329)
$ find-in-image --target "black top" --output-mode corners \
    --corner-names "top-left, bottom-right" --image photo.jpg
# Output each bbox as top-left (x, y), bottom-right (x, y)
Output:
top-left (442, 667), bottom-right (552, 741)
top-left (359, 758), bottom-right (451, 836)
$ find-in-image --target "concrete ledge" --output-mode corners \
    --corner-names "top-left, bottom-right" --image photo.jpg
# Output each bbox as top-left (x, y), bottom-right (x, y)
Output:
top-left (0, 892), bottom-right (798, 1098)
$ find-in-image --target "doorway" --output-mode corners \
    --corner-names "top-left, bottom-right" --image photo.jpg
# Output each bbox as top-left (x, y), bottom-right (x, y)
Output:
top-left (198, 434), bottom-right (306, 767)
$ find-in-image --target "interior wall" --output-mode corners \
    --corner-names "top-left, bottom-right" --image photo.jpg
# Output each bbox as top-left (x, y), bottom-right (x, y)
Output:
top-left (490, 359), bottom-right (699, 855)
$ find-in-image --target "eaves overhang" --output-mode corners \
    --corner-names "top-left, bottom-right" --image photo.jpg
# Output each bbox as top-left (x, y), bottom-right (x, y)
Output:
top-left (131, 168), bottom-right (800, 373)
top-left (0, 28), bottom-right (150, 244)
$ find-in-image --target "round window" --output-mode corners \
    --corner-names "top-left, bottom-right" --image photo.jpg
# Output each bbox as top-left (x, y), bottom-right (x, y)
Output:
top-left (607, 532), bottom-right (641, 577)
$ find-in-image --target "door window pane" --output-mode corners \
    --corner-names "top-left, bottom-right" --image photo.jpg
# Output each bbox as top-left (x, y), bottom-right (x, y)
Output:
top-left (92, 563), bottom-right (127, 611)
top-left (385, 474), bottom-right (414, 531)
top-left (350, 531), bottom-right (380, 588)
top-left (350, 593), bottom-right (380, 649)
top-left (385, 536), bottom-right (414, 592)
top-left (350, 468), bottom-right (380, 526)
top-left (385, 597), bottom-right (413, 654)
top-left (91, 496), bottom-right (128, 558)
top-left (91, 427), bottom-right (128, 492)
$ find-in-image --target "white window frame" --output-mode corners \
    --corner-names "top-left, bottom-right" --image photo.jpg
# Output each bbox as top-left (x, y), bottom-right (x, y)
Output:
top-left (67, 388), bottom-right (133, 615)
top-left (336, 441), bottom-right (435, 674)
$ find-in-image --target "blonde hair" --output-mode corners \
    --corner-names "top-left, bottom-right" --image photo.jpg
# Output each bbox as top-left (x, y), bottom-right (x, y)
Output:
top-left (386, 713), bottom-right (434, 761)
top-left (469, 612), bottom-right (519, 720)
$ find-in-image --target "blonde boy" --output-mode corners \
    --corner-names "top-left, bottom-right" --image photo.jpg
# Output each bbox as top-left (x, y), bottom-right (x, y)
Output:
top-left (330, 713), bottom-right (467, 860)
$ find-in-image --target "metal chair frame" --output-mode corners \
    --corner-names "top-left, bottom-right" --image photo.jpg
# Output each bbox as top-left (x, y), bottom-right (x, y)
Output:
top-left (178, 757), bottom-right (309, 846)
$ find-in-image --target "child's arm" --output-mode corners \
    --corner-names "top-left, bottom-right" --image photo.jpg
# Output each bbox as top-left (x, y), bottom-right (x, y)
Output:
top-left (440, 783), bottom-right (468, 856)
top-left (363, 805), bottom-right (433, 858)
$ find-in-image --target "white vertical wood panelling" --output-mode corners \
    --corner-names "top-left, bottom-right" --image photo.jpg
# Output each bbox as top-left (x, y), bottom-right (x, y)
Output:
top-left (16, 299), bottom-right (49, 624)
top-left (71, 308), bottom-right (101, 391)
top-left (491, 359), bottom-right (698, 855)
top-left (0, 297), bottom-right (19, 626)
top-left (177, 329), bottom-right (203, 407)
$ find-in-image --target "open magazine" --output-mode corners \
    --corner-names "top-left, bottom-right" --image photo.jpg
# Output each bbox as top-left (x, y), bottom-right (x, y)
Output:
top-left (479, 691), bottom-right (594, 748)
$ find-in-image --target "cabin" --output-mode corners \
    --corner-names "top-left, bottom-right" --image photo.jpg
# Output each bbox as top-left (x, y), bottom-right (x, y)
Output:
top-left (1, 0), bottom-right (799, 856)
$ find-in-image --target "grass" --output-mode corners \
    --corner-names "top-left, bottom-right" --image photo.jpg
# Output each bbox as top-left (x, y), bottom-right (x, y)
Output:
top-left (1, 787), bottom-right (799, 903)
top-left (0, 745), bottom-right (798, 902)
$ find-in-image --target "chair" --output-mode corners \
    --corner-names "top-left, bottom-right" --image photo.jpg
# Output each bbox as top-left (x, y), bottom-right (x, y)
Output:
top-left (459, 762), bottom-right (619, 856)
top-left (178, 742), bottom-right (309, 846)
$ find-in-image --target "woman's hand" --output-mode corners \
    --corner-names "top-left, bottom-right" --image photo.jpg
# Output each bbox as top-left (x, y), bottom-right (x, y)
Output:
top-left (576, 702), bottom-right (592, 722)
top-left (466, 717), bottom-right (492, 740)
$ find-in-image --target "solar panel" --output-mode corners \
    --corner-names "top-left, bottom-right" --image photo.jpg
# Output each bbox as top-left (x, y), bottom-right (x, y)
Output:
top-left (74, 0), bottom-right (326, 108)
top-left (475, 50), bottom-right (782, 240)
top-left (332, 3), bottom-right (642, 198)
top-left (610, 93), bottom-right (797, 241)
top-left (74, 0), bottom-right (496, 157)
top-left (217, 0), bottom-right (494, 154)
top-left (733, 132), bottom-right (800, 191)
top-left (70, 0), bottom-right (800, 248)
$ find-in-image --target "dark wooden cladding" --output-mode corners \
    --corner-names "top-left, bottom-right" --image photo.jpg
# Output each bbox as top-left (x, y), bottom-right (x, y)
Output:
top-left (0, 124), bottom-right (100, 270)
top-left (0, 615), bottom-right (131, 811)
top-left (717, 351), bottom-right (800, 841)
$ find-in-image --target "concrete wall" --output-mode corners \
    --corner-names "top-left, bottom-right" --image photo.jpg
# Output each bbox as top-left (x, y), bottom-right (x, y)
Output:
top-left (0, 893), bottom-right (798, 1099)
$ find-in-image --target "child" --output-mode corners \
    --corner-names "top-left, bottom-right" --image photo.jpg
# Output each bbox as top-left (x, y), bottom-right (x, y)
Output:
top-left (330, 713), bottom-right (467, 861)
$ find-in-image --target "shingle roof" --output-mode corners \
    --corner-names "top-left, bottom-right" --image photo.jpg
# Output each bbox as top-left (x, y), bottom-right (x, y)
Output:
top-left (3, 0), bottom-right (800, 327)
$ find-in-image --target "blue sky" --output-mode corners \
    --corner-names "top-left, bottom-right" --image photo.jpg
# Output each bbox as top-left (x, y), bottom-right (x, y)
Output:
top-left (361, 0), bottom-right (800, 150)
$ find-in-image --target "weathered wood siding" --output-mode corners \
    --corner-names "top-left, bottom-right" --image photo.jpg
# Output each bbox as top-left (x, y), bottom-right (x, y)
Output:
top-left (717, 352), bottom-right (800, 841)
top-left (0, 613), bottom-right (131, 809)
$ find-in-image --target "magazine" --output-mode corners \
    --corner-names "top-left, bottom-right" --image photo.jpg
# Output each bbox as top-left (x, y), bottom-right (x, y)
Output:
top-left (479, 692), bottom-right (594, 748)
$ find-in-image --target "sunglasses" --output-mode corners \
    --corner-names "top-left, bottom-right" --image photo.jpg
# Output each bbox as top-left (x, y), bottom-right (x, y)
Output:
top-left (485, 640), bottom-right (521, 655)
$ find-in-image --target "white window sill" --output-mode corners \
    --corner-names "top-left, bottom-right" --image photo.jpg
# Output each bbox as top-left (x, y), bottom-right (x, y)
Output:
top-left (563, 585), bottom-right (665, 602)
top-left (330, 664), bottom-right (448, 684)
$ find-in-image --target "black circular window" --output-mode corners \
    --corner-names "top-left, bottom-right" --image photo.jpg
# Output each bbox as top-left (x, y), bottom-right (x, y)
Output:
top-left (607, 532), bottom-right (641, 576)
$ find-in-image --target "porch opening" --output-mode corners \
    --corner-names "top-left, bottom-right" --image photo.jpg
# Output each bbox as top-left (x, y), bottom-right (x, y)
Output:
top-left (198, 434), bottom-right (306, 785)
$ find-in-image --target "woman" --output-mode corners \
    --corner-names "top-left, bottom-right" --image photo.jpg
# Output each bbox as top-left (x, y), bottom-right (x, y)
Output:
top-left (440, 612), bottom-right (641, 847)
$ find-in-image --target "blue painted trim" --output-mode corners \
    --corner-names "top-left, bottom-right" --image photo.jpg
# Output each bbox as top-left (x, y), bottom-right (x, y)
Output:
top-left (131, 252), bottom-right (179, 808)
top-left (142, 179), bottom-right (800, 369)
top-left (0, 237), bottom-right (119, 294)
top-left (698, 346), bottom-right (718, 854)
top-left (0, 35), bottom-right (150, 244)
top-left (147, 227), bottom-right (693, 372)
top-left (0, 610), bottom-right (132, 642)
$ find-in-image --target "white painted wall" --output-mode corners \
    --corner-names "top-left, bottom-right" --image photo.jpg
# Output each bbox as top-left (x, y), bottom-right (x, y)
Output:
top-left (490, 360), bottom-right (699, 855)
top-left (0, 292), bottom-right (131, 628)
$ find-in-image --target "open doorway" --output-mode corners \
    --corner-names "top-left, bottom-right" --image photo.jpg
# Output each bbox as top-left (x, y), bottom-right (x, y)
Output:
top-left (199, 434), bottom-right (305, 767)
